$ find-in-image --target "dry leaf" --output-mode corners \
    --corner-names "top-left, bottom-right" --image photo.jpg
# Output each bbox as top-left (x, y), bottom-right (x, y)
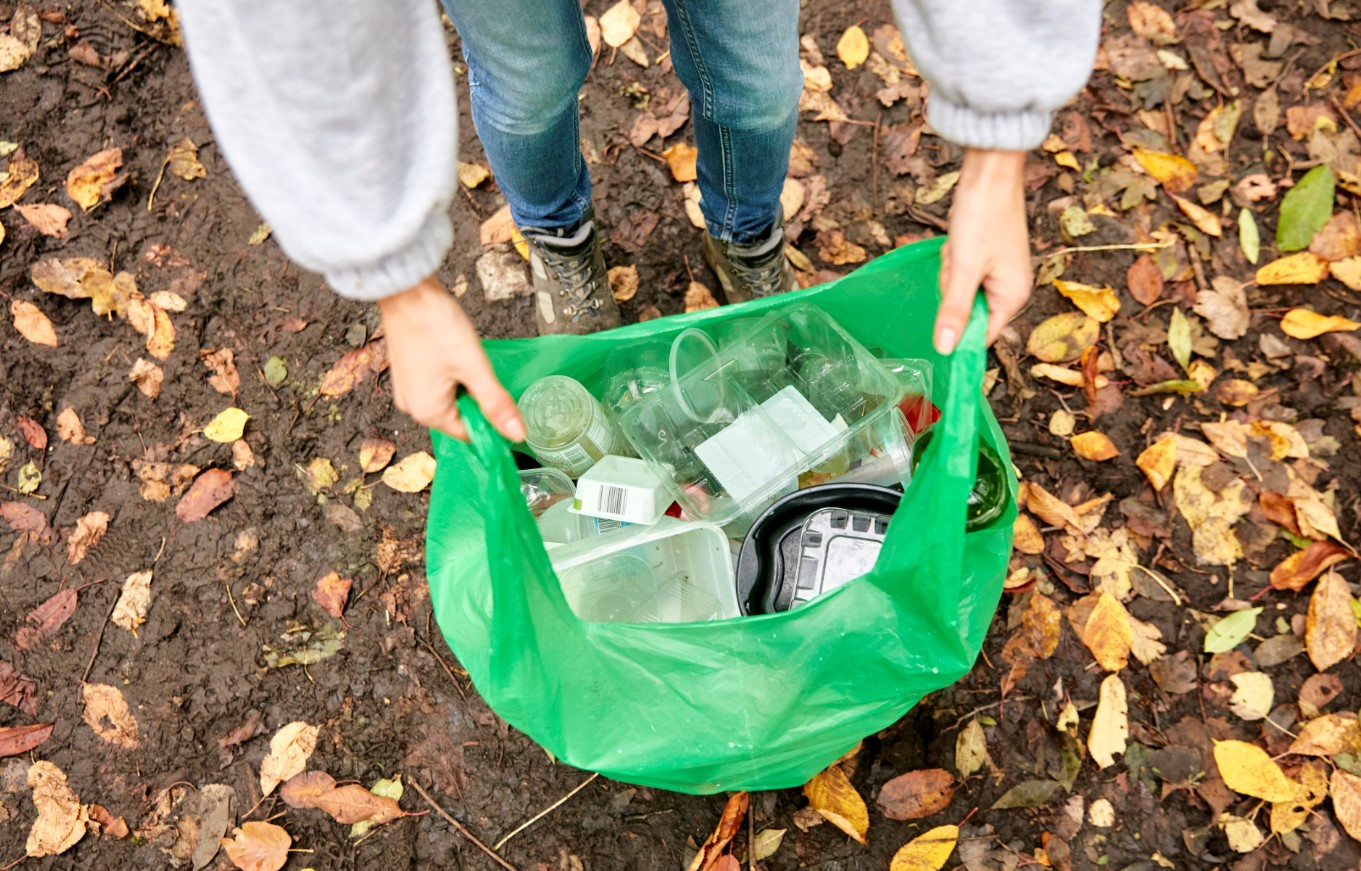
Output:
top-left (608, 264), bottom-right (639, 302)
top-left (1309, 211), bottom-right (1361, 260)
top-left (915, 170), bottom-right (961, 206)
top-left (130, 358), bottom-right (164, 398)
top-left (1023, 482), bottom-right (1083, 533)
top-left (201, 348), bottom-right (240, 396)
top-left (1012, 513), bottom-right (1045, 555)
top-left (14, 203), bottom-right (72, 238)
top-left (0, 723), bottom-right (53, 758)
top-left (279, 771), bottom-right (402, 826)
top-left (55, 408), bottom-right (93, 445)
top-left (81, 682), bottom-right (140, 749)
top-left (1128, 0), bottom-right (1179, 43)
top-left (1172, 195), bottom-right (1222, 236)
top-left (0, 152), bottom-right (39, 208)
top-left (1193, 277), bottom-right (1249, 340)
top-left (165, 138), bottom-right (206, 181)
top-left (889, 824), bottom-right (958, 871)
top-left (815, 229), bottom-right (867, 265)
top-left (65, 147), bottom-right (123, 211)
top-left (15, 588), bottom-right (76, 651)
top-left (1279, 309), bottom-right (1361, 339)
top-left (1173, 464), bottom-right (1251, 566)
top-left (955, 718), bottom-right (988, 778)
top-left (780, 176), bottom-right (805, 219)
top-left (751, 828), bottom-right (786, 862)
top-left (1026, 313), bottom-right (1099, 363)
top-left (221, 821), bottom-right (291, 871)
top-left (618, 36), bottom-right (649, 67)
top-left (0, 3), bottom-right (40, 73)
top-left (686, 791), bottom-right (749, 871)
top-left (1132, 147), bottom-right (1198, 193)
top-left (1071, 431), bottom-right (1119, 461)
top-left (662, 142), bottom-right (698, 182)
top-left (1331, 771), bottom-right (1361, 842)
top-left (1306, 569), bottom-right (1357, 671)
top-left (685, 281), bottom-right (719, 312)
top-left (359, 437), bottom-right (395, 474)
top-left (456, 161), bottom-right (490, 189)
top-left (1213, 740), bottom-right (1297, 802)
top-left (25, 761), bottom-right (89, 858)
top-left (319, 340), bottom-right (388, 398)
top-left (1331, 256), bottom-right (1361, 290)
top-left (1053, 280), bottom-right (1120, 322)
top-left (311, 571), bottom-right (351, 620)
top-left (176, 468), bottom-right (236, 522)
top-left (877, 769), bottom-right (954, 820)
top-left (111, 569), bottom-right (152, 636)
top-left (598, 0), bottom-right (640, 48)
top-left (381, 451), bottom-right (435, 493)
top-left (804, 764), bottom-right (868, 844)
top-left (1081, 591), bottom-right (1133, 672)
top-left (1228, 671), bottom-right (1275, 720)
top-left (1256, 252), bottom-right (1330, 285)
top-left (1270, 541), bottom-right (1350, 591)
top-left (836, 25), bottom-right (869, 69)
top-left (1288, 713), bottom-right (1361, 756)
top-left (66, 510), bottom-right (109, 564)
top-left (260, 722), bottom-right (318, 797)
top-left (1089, 673), bottom-right (1128, 768)
top-left (1215, 379), bottom-right (1259, 406)
top-left (1136, 435), bottom-right (1177, 491)
top-left (12, 299), bottom-right (57, 347)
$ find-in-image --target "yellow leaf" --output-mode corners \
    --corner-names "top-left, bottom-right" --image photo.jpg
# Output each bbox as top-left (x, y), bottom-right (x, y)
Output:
top-left (1306, 569), bottom-right (1357, 671)
top-left (598, 0), bottom-right (640, 48)
top-left (0, 152), bottom-right (39, 209)
top-left (203, 407), bottom-right (249, 443)
top-left (1089, 673), bottom-right (1128, 769)
top-left (456, 161), bottom-right (490, 189)
top-left (1132, 147), bottom-right (1198, 193)
top-left (381, 451), bottom-right (436, 493)
top-left (1270, 760), bottom-right (1329, 835)
top-left (1279, 308), bottom-right (1361, 340)
top-left (915, 170), bottom-right (960, 206)
top-left (165, 138), bottom-right (206, 181)
top-left (1287, 713), bottom-right (1361, 757)
top-left (11, 299), bottom-right (57, 347)
top-left (662, 142), bottom-right (698, 183)
top-left (1213, 740), bottom-right (1297, 802)
top-left (1054, 151), bottom-right (1081, 171)
top-left (1012, 513), bottom-right (1045, 555)
top-left (1228, 671), bottom-right (1274, 721)
top-left (65, 147), bottom-right (123, 212)
top-left (1331, 770), bottom-right (1361, 842)
top-left (836, 25), bottom-right (869, 69)
top-left (607, 264), bottom-right (639, 302)
top-left (1215, 379), bottom-right (1259, 406)
top-left (889, 824), bottom-right (958, 871)
top-left (1331, 256), bottom-right (1361, 290)
top-left (954, 719), bottom-right (988, 779)
top-left (1071, 431), bottom-right (1119, 461)
top-left (1049, 409), bottom-right (1076, 437)
top-left (1053, 280), bottom-right (1120, 322)
top-left (1172, 464), bottom-right (1250, 566)
top-left (751, 828), bottom-right (786, 862)
top-left (1081, 591), bottom-right (1133, 671)
top-left (1256, 251), bottom-right (1330, 285)
top-left (1136, 435), bottom-right (1177, 491)
top-left (1172, 195), bottom-right (1222, 236)
top-left (1025, 313), bottom-right (1099, 363)
top-left (685, 281), bottom-right (719, 313)
top-left (803, 764), bottom-right (868, 845)
top-left (111, 569), bottom-right (152, 635)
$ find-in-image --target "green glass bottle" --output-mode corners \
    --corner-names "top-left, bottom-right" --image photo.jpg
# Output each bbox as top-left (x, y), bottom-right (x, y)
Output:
top-left (910, 428), bottom-right (1008, 531)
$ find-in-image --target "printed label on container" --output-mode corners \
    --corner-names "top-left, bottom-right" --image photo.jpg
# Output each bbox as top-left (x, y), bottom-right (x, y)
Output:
top-left (534, 442), bottom-right (594, 477)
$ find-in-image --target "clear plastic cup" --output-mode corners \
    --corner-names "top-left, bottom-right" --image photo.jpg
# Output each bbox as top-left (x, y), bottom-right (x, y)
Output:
top-left (519, 375), bottom-right (626, 477)
top-left (602, 340), bottom-right (671, 410)
top-left (519, 467), bottom-right (576, 518)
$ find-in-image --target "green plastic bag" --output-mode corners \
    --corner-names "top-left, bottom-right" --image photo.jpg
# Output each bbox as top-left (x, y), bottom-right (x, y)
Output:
top-left (427, 238), bottom-right (1015, 794)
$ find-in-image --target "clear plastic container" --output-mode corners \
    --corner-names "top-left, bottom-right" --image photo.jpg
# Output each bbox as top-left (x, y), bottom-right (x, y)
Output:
top-left (550, 518), bottom-right (739, 623)
top-left (519, 467), bottom-right (576, 518)
top-left (519, 375), bottom-right (626, 477)
top-left (617, 305), bottom-right (905, 528)
top-left (879, 358), bottom-right (939, 435)
top-left (602, 340), bottom-right (671, 411)
top-left (801, 408), bottom-right (914, 490)
top-left (537, 498), bottom-right (593, 545)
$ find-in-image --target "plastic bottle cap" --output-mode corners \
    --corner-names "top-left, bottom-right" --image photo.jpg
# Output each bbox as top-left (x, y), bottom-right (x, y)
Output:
top-left (670, 328), bottom-right (723, 422)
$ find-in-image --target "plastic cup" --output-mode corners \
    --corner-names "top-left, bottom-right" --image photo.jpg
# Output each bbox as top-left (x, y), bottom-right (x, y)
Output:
top-left (602, 340), bottom-right (671, 410)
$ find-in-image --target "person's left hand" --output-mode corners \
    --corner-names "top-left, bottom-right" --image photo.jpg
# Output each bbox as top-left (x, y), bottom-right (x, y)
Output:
top-left (933, 148), bottom-right (1034, 354)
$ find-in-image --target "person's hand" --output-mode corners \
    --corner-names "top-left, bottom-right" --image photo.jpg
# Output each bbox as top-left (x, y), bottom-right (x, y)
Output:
top-left (377, 276), bottom-right (526, 443)
top-left (935, 148), bottom-right (1034, 354)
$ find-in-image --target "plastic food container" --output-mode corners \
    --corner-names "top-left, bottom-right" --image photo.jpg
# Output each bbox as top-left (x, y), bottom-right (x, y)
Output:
top-left (802, 408), bottom-right (915, 490)
top-left (617, 305), bottom-right (905, 529)
top-left (519, 467), bottom-right (577, 518)
top-left (602, 340), bottom-right (671, 410)
top-left (790, 507), bottom-right (892, 608)
top-left (519, 374), bottom-right (626, 477)
top-left (550, 518), bottom-right (739, 623)
top-left (879, 358), bottom-right (939, 435)
top-left (537, 498), bottom-right (593, 545)
top-left (571, 455), bottom-right (670, 526)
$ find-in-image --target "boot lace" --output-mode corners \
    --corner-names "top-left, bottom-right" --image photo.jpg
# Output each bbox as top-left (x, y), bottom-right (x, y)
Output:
top-left (731, 253), bottom-right (788, 299)
top-left (537, 246), bottom-right (604, 320)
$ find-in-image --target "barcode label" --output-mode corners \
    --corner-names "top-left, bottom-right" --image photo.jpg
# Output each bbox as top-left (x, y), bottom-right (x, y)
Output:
top-left (600, 485), bottom-right (628, 517)
top-left (538, 442), bottom-right (593, 476)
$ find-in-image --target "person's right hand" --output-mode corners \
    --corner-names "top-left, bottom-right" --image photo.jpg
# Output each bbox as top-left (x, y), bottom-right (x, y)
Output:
top-left (377, 276), bottom-right (526, 443)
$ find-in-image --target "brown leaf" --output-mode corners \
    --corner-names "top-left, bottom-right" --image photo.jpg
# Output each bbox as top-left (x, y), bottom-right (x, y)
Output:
top-left (815, 229), bottom-right (867, 265)
top-left (1071, 431), bottom-right (1119, 461)
top-left (176, 468), bottom-right (237, 522)
top-left (1287, 713), bottom-right (1361, 757)
top-left (1, 501), bottom-right (49, 541)
top-left (684, 281), bottom-right (719, 313)
top-left (1089, 673), bottom-right (1129, 768)
top-left (65, 147), bottom-right (124, 211)
top-left (1012, 513), bottom-right (1045, 555)
top-left (876, 769), bottom-right (955, 820)
top-left (1001, 591), bottom-right (1062, 692)
top-left (1270, 541), bottom-right (1350, 591)
top-left (221, 821), bottom-right (291, 871)
top-left (0, 723), bottom-right (53, 758)
top-left (15, 588), bottom-right (77, 652)
top-left (359, 437), bottom-right (396, 474)
top-left (11, 299), bottom-right (57, 347)
top-left (1026, 313), bottom-right (1099, 363)
top-left (165, 138), bottom-right (206, 181)
top-left (200, 348), bottom-right (241, 397)
top-left (17, 415), bottom-right (46, 450)
top-left (134, 460), bottom-right (199, 502)
top-left (66, 510), bottom-right (109, 564)
top-left (1127, 0), bottom-right (1179, 43)
top-left (608, 264), bottom-right (639, 302)
top-left (259, 721), bottom-right (318, 797)
top-left (13, 203), bottom-right (71, 238)
top-left (111, 569), bottom-right (152, 635)
top-left (279, 770), bottom-right (336, 807)
top-left (1127, 254), bottom-right (1163, 305)
top-left (1193, 277), bottom-right (1249, 340)
top-left (1309, 211), bottom-right (1361, 261)
top-left (25, 761), bottom-right (90, 858)
top-left (311, 571), bottom-right (352, 620)
top-left (686, 791), bottom-right (749, 871)
top-left (319, 339), bottom-right (388, 398)
top-left (1259, 491), bottom-right (1301, 535)
top-left (1306, 569), bottom-right (1357, 671)
top-left (81, 682), bottom-right (140, 749)
top-left (306, 781), bottom-right (401, 826)
top-left (0, 152), bottom-right (39, 208)
top-left (804, 765), bottom-right (868, 844)
top-left (87, 804), bottom-right (129, 839)
top-left (1331, 770), bottom-right (1361, 842)
top-left (662, 142), bottom-right (698, 183)
top-left (129, 358), bottom-right (164, 398)
top-left (55, 408), bottom-right (94, 445)
top-left (0, 660), bottom-right (39, 716)
top-left (479, 204), bottom-right (516, 247)
top-left (1080, 591), bottom-right (1133, 672)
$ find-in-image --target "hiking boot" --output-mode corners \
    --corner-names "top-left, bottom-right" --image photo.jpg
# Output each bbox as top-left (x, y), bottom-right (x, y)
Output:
top-left (522, 211), bottom-right (622, 336)
top-left (702, 214), bottom-right (798, 305)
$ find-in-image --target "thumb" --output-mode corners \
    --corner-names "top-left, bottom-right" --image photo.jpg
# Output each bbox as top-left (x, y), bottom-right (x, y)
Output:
top-left (463, 365), bottom-right (526, 444)
top-left (935, 254), bottom-right (980, 355)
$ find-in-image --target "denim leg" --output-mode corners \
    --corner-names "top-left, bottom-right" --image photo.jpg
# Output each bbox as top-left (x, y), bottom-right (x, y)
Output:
top-left (660, 0), bottom-right (802, 243)
top-left (438, 0), bottom-right (593, 231)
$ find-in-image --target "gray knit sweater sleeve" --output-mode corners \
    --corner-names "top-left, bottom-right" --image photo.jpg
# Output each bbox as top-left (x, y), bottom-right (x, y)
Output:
top-left (889, 0), bottom-right (1102, 150)
top-left (176, 0), bottom-right (457, 301)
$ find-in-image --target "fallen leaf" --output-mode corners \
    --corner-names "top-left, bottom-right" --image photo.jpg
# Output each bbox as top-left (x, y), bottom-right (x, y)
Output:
top-left (456, 161), bottom-right (489, 189)
top-left (279, 770), bottom-right (402, 826)
top-left (1053, 280), bottom-right (1120, 322)
top-left (1270, 540), bottom-right (1350, 591)
top-left (1012, 513), bottom-right (1045, 555)
top-left (1280, 309), bottom-right (1361, 339)
top-left (221, 821), bottom-right (290, 871)
top-left (1332, 770), bottom-right (1361, 841)
top-left (1023, 482), bottom-right (1084, 533)
top-left (1306, 569), bottom-right (1357, 671)
top-left (319, 340), bottom-right (388, 398)
top-left (1128, 253), bottom-right (1164, 305)
top-left (176, 468), bottom-right (236, 521)
top-left (1071, 431), bottom-right (1119, 461)
top-left (877, 769), bottom-right (954, 820)
top-left (204, 407), bottom-right (249, 443)
top-left (0, 152), bottom-right (38, 208)
top-left (686, 790), bottom-right (749, 871)
top-left (311, 571), bottom-right (351, 620)
top-left (382, 451), bottom-right (435, 493)
top-left (618, 36), bottom-right (649, 67)
top-left (990, 780), bottom-right (1061, 809)
top-left (804, 764), bottom-right (868, 844)
top-left (248, 222), bottom-right (271, 245)
top-left (889, 824), bottom-right (958, 871)
top-left (66, 510), bottom-right (109, 564)
top-left (1136, 435), bottom-right (1178, 491)
top-left (1214, 740), bottom-right (1296, 802)
top-left (359, 438), bottom-right (395, 474)
top-left (15, 588), bottom-right (76, 651)
top-left (0, 723), bottom-right (52, 758)
top-left (1194, 277), bottom-right (1249, 340)
top-left (1205, 607), bottom-right (1261, 653)
top-left (1238, 207), bottom-right (1260, 264)
top-left (14, 203), bottom-right (71, 238)
top-left (0, 660), bottom-right (39, 716)
top-left (262, 624), bottom-right (344, 668)
top-left (1026, 313), bottom-right (1099, 363)
top-left (263, 355), bottom-right (287, 387)
top-left (1132, 147), bottom-right (1198, 193)
top-left (18, 460), bottom-right (41, 495)
top-left (12, 299), bottom-right (57, 347)
top-left (836, 25), bottom-right (869, 69)
top-left (1288, 713), bottom-right (1361, 756)
top-left (1221, 814), bottom-right (1264, 853)
top-left (350, 776), bottom-right (404, 838)
top-left (81, 682), bottom-right (140, 749)
top-left (1270, 760), bottom-right (1329, 835)
top-left (1309, 211), bottom-right (1361, 261)
top-left (751, 828), bottom-right (786, 862)
top-left (111, 569), bottom-right (152, 635)
top-left (130, 358), bottom-right (164, 398)
top-left (1215, 379), bottom-right (1258, 406)
top-left (1172, 195), bottom-right (1222, 236)
top-left (1278, 165), bottom-right (1335, 252)
top-left (17, 415), bottom-right (46, 450)
top-left (1228, 672), bottom-right (1274, 721)
top-left (916, 170), bottom-right (961, 206)
top-left (25, 761), bottom-right (89, 858)
top-left (608, 264), bottom-right (639, 302)
top-left (55, 408), bottom-right (93, 445)
top-left (1080, 591), bottom-right (1133, 672)
top-left (200, 348), bottom-right (240, 396)
top-left (1059, 205), bottom-right (1095, 238)
top-left (1089, 673), bottom-right (1128, 769)
top-left (65, 147), bottom-right (123, 211)
top-left (685, 281), bottom-right (720, 312)
top-left (1167, 306), bottom-right (1192, 371)
top-left (955, 718), bottom-right (988, 779)
top-left (260, 722), bottom-right (318, 797)
top-left (1256, 252), bottom-right (1330, 285)
top-left (1128, 0), bottom-right (1178, 43)
top-left (0, 3), bottom-right (39, 73)
top-left (662, 142), bottom-right (698, 183)
top-left (598, 0), bottom-right (639, 48)
top-left (165, 138), bottom-right (206, 181)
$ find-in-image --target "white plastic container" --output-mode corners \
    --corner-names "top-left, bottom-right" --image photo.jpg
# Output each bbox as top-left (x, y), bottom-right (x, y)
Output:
top-left (571, 455), bottom-right (670, 526)
top-left (550, 518), bottom-right (739, 623)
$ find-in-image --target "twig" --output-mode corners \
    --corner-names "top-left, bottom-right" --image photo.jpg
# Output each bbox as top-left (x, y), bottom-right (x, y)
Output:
top-left (1133, 564), bottom-right (1183, 607)
top-left (1331, 96), bottom-right (1361, 143)
top-left (410, 778), bottom-right (518, 871)
top-left (870, 112), bottom-right (882, 212)
top-left (226, 582), bottom-right (247, 628)
top-left (1040, 240), bottom-right (1173, 260)
top-left (1307, 49), bottom-right (1361, 95)
top-left (748, 791), bottom-right (756, 871)
top-left (493, 772), bottom-right (599, 851)
top-left (81, 591), bottom-right (120, 684)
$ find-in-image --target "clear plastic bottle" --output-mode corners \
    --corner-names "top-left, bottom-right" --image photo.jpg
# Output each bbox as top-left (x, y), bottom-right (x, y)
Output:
top-left (518, 375), bottom-right (624, 477)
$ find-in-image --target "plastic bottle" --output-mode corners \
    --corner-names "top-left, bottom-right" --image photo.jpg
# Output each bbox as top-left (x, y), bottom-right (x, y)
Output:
top-left (519, 375), bottom-right (623, 477)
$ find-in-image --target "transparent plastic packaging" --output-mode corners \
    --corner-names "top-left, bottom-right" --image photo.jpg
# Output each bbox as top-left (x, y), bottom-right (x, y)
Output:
top-left (519, 467), bottom-right (576, 518)
top-left (519, 375), bottom-right (626, 477)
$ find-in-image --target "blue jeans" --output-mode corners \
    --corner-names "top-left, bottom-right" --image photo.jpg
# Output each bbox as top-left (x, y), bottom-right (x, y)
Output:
top-left (438, 0), bottom-right (802, 243)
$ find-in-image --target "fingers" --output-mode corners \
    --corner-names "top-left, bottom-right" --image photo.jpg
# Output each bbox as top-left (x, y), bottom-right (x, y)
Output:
top-left (424, 403), bottom-right (470, 442)
top-left (934, 244), bottom-right (980, 356)
top-left (461, 359), bottom-right (526, 443)
top-left (396, 389), bottom-right (470, 441)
